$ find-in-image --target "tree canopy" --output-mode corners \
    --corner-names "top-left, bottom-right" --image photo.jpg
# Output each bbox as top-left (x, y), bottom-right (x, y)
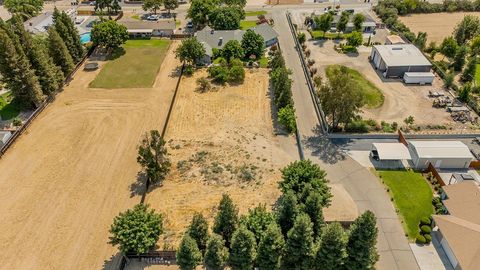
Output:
top-left (241, 29), bottom-right (265, 59)
top-left (345, 210), bottom-right (379, 270)
top-left (91, 20), bottom-right (129, 50)
top-left (213, 194), bottom-right (238, 247)
top-left (175, 37), bottom-right (206, 65)
top-left (204, 234), bottom-right (229, 270)
top-left (47, 27), bottom-right (75, 77)
top-left (142, 0), bottom-right (163, 14)
top-left (239, 204), bottom-right (275, 244)
top-left (188, 212), bottom-right (209, 252)
top-left (347, 31), bottom-right (363, 47)
top-left (314, 13), bottom-right (333, 37)
top-left (453, 15), bottom-right (480, 44)
top-left (315, 222), bottom-right (347, 270)
top-left (283, 213), bottom-right (315, 269)
top-left (4, 0), bottom-right (43, 20)
top-left (352, 13), bottom-right (365, 32)
top-left (164, 0), bottom-right (179, 14)
top-left (337, 11), bottom-right (350, 33)
top-left (228, 226), bottom-right (257, 270)
top-left (440, 36), bottom-right (458, 59)
top-left (257, 223), bottom-right (285, 270)
top-left (176, 234), bottom-right (203, 270)
top-left (137, 130), bottom-right (171, 185)
top-left (109, 204), bottom-right (163, 254)
top-left (221, 40), bottom-right (244, 61)
top-left (187, 0), bottom-right (217, 27)
top-left (210, 7), bottom-right (243, 30)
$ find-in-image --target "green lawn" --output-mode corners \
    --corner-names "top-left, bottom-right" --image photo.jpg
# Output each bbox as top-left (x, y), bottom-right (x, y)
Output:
top-left (475, 64), bottom-right (480, 86)
top-left (310, 30), bottom-right (350, 40)
top-left (240, 20), bottom-right (257, 30)
top-left (0, 92), bottom-right (20, 120)
top-left (89, 39), bottom-right (171, 88)
top-left (325, 65), bottom-right (384, 109)
top-left (245, 11), bottom-right (267, 17)
top-left (131, 14), bottom-right (140, 20)
top-left (378, 170), bottom-right (433, 240)
top-left (259, 55), bottom-right (268, 68)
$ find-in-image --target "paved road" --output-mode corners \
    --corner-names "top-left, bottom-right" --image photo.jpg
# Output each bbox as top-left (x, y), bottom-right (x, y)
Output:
top-left (271, 9), bottom-right (420, 270)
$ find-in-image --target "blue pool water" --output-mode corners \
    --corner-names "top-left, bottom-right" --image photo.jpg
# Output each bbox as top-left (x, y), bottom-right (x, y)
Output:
top-left (80, 32), bottom-right (91, 44)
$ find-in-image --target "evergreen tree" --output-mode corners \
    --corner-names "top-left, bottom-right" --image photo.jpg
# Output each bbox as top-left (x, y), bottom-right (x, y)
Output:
top-left (204, 234), bottom-right (229, 270)
top-left (461, 56), bottom-right (477, 82)
top-left (213, 194), bottom-right (238, 248)
top-left (241, 29), bottom-right (264, 59)
top-left (303, 190), bottom-right (325, 239)
top-left (176, 234), bottom-right (203, 270)
top-left (239, 204), bottom-right (275, 244)
top-left (11, 16), bottom-right (63, 95)
top-left (345, 210), bottom-right (379, 270)
top-left (453, 45), bottom-right (468, 72)
top-left (229, 226), bottom-right (257, 270)
top-left (282, 213), bottom-right (314, 269)
top-left (53, 8), bottom-right (83, 63)
top-left (315, 222), bottom-right (347, 270)
top-left (257, 223), bottom-right (285, 270)
top-left (0, 28), bottom-right (45, 108)
top-left (47, 28), bottom-right (75, 76)
top-left (276, 191), bottom-right (299, 236)
top-left (187, 212), bottom-right (209, 253)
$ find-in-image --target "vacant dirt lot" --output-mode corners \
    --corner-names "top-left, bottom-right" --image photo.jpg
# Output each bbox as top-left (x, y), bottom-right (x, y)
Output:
top-left (0, 42), bottom-right (180, 270)
top-left (400, 12), bottom-right (480, 43)
top-left (305, 39), bottom-right (472, 131)
top-left (145, 69), bottom-right (298, 248)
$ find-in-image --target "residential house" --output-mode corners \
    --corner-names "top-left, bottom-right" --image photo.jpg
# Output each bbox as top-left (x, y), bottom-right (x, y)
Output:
top-left (24, 9), bottom-right (76, 34)
top-left (119, 20), bottom-right (176, 38)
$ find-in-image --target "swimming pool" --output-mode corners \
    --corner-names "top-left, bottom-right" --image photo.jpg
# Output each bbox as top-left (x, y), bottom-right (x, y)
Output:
top-left (80, 32), bottom-right (91, 44)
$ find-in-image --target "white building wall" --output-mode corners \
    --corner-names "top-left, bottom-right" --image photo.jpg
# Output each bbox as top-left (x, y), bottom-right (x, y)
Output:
top-left (440, 238), bottom-right (459, 269)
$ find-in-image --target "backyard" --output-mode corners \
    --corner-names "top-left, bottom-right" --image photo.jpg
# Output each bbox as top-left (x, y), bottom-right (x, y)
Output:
top-left (326, 65), bottom-right (384, 109)
top-left (377, 170), bottom-right (433, 240)
top-left (89, 39), bottom-right (171, 88)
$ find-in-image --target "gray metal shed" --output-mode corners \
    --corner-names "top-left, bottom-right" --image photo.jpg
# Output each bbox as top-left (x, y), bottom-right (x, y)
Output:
top-left (370, 44), bottom-right (432, 78)
top-left (408, 140), bottom-right (474, 169)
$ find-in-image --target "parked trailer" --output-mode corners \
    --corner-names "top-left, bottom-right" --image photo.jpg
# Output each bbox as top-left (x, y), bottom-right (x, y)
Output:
top-left (403, 72), bottom-right (435, 84)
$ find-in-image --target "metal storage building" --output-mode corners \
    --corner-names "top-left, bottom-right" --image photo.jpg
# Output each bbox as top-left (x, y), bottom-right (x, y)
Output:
top-left (407, 140), bottom-right (474, 169)
top-left (370, 44), bottom-right (432, 78)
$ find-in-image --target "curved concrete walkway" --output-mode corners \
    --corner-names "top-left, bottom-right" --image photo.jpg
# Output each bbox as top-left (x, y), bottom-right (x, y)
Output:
top-left (272, 10), bottom-right (420, 270)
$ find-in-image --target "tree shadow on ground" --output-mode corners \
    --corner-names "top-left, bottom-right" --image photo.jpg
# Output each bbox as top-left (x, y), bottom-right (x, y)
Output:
top-left (130, 172), bottom-right (148, 198)
top-left (169, 65), bottom-right (183, 78)
top-left (302, 125), bottom-right (347, 164)
top-left (107, 47), bottom-right (126, 60)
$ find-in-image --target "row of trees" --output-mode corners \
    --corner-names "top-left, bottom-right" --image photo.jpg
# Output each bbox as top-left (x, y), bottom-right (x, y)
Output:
top-left (94, 0), bottom-right (121, 15)
top-left (174, 160), bottom-right (378, 269)
top-left (3, 0), bottom-right (43, 20)
top-left (312, 11), bottom-right (366, 36)
top-left (0, 9), bottom-right (84, 109)
top-left (187, 0), bottom-right (246, 30)
top-left (142, 0), bottom-right (179, 15)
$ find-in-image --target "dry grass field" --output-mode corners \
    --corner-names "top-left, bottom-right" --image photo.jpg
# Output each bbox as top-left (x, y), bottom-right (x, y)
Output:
top-left (145, 69), bottom-right (297, 248)
top-left (0, 42), bottom-right (180, 270)
top-left (399, 12), bottom-right (480, 43)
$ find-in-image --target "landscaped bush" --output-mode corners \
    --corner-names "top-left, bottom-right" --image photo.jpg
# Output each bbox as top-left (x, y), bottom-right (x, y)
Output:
top-left (184, 65), bottom-right (194, 76)
top-left (278, 105), bottom-right (297, 133)
top-left (345, 120), bottom-right (369, 133)
top-left (424, 234), bottom-right (432, 243)
top-left (228, 65), bottom-right (245, 83)
top-left (420, 216), bottom-right (431, 226)
top-left (421, 225), bottom-right (432, 234)
top-left (416, 235), bottom-right (426, 244)
top-left (208, 65), bottom-right (229, 84)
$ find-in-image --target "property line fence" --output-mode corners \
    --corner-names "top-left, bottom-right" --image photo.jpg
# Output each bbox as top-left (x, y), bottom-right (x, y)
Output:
top-left (285, 12), bottom-right (329, 134)
top-left (0, 45), bottom-right (95, 158)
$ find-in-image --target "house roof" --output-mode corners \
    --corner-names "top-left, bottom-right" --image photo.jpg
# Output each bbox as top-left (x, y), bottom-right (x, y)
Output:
top-left (408, 140), bottom-right (473, 159)
top-left (386, 35), bottom-right (405, 44)
top-left (24, 12), bottom-right (53, 34)
top-left (372, 143), bottom-right (411, 160)
top-left (443, 181), bottom-right (480, 224)
top-left (119, 20), bottom-right (176, 31)
top-left (250, 23), bottom-right (278, 42)
top-left (195, 26), bottom-right (244, 56)
top-left (195, 24), bottom-right (277, 56)
top-left (373, 44), bottom-right (432, 67)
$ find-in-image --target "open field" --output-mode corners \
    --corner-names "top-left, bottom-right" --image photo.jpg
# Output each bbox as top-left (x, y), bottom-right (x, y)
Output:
top-left (377, 170), bottom-right (433, 241)
top-left (399, 12), bottom-right (480, 43)
top-left (305, 39), bottom-right (472, 131)
top-left (89, 39), bottom-right (171, 89)
top-left (326, 65), bottom-right (384, 109)
top-left (145, 69), bottom-right (298, 247)
top-left (0, 42), bottom-right (180, 270)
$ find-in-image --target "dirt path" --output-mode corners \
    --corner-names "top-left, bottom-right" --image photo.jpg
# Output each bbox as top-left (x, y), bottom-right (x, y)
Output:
top-left (0, 42), bottom-right (180, 270)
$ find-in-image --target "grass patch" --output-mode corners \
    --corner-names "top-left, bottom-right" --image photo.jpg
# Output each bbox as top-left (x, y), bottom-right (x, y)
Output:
top-left (476, 64), bottom-right (480, 86)
top-left (259, 55), bottom-right (268, 68)
top-left (245, 10), bottom-right (267, 17)
top-left (0, 92), bottom-right (20, 120)
top-left (378, 170), bottom-right (433, 240)
top-left (176, 20), bottom-right (181, 27)
top-left (131, 14), bottom-right (140, 20)
top-left (311, 30), bottom-right (350, 39)
top-left (326, 65), bottom-right (384, 109)
top-left (240, 20), bottom-right (257, 30)
top-left (89, 39), bottom-right (170, 88)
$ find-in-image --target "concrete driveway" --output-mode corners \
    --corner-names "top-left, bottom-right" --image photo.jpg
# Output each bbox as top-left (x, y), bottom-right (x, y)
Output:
top-left (272, 9), bottom-right (420, 270)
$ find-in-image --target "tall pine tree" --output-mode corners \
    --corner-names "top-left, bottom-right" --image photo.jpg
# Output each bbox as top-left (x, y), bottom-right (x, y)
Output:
top-left (257, 223), bottom-right (285, 270)
top-left (345, 210), bottom-right (379, 270)
top-left (53, 8), bottom-right (83, 63)
top-left (228, 226), bottom-right (257, 270)
top-left (47, 28), bottom-right (75, 76)
top-left (315, 222), bottom-right (347, 270)
top-left (213, 194), bottom-right (238, 248)
top-left (204, 234), bottom-right (229, 270)
top-left (11, 16), bottom-right (63, 96)
top-left (176, 234), bottom-right (203, 270)
top-left (187, 212), bottom-right (209, 253)
top-left (0, 28), bottom-right (45, 108)
top-left (304, 190), bottom-right (325, 239)
top-left (277, 191), bottom-right (299, 236)
top-left (282, 213), bottom-right (314, 269)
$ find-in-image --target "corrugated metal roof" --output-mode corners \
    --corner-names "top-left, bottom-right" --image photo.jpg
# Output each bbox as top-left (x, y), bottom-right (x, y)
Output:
top-left (373, 44), bottom-right (431, 67)
top-left (372, 143), bottom-right (411, 160)
top-left (409, 140), bottom-right (473, 159)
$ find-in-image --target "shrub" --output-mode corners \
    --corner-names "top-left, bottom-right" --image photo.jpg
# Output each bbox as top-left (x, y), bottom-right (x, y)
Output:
top-left (345, 120), bottom-right (369, 133)
top-left (230, 58), bottom-right (244, 67)
top-left (278, 105), bottom-right (297, 133)
top-left (196, 77), bottom-right (211, 93)
top-left (424, 234), bottom-right (432, 243)
top-left (421, 225), bottom-right (432, 234)
top-left (420, 217), bottom-right (431, 226)
top-left (228, 66), bottom-right (245, 83)
top-left (416, 235), bottom-right (426, 244)
top-left (208, 65), bottom-right (229, 84)
top-left (184, 65), bottom-right (194, 76)
top-left (12, 118), bottom-right (22, 126)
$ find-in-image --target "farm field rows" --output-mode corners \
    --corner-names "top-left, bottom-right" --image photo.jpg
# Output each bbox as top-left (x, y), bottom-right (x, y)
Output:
top-left (0, 41), bottom-right (180, 270)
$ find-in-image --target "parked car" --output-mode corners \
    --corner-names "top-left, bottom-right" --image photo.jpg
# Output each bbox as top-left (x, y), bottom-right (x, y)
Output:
top-left (147, 14), bottom-right (160, 21)
top-left (186, 21), bottom-right (193, 28)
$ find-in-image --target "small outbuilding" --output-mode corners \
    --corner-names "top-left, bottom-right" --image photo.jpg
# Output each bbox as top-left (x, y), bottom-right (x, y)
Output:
top-left (408, 140), bottom-right (474, 169)
top-left (403, 72), bottom-right (435, 84)
top-left (370, 44), bottom-right (432, 78)
top-left (385, 35), bottom-right (405, 45)
top-left (120, 20), bottom-right (176, 38)
top-left (370, 143), bottom-right (411, 168)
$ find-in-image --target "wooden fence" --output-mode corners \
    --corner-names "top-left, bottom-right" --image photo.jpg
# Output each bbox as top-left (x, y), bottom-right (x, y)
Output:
top-left (425, 163), bottom-right (446, 187)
